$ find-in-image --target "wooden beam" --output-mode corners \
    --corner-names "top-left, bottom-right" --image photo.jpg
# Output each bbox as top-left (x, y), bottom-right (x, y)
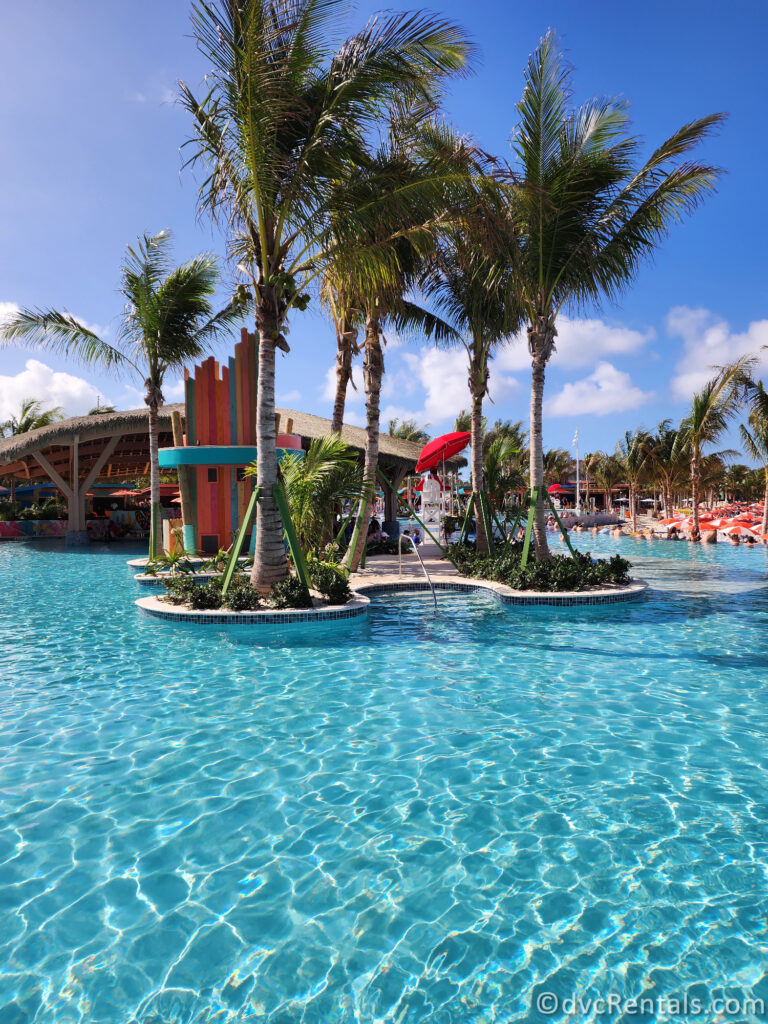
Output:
top-left (80, 435), bottom-right (120, 494)
top-left (32, 450), bottom-right (73, 500)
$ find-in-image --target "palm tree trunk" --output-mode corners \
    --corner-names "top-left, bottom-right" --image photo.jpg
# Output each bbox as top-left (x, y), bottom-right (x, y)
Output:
top-left (470, 389), bottom-right (489, 554)
top-left (147, 396), bottom-right (161, 559)
top-left (529, 339), bottom-right (551, 561)
top-left (331, 321), bottom-right (357, 434)
top-left (630, 484), bottom-right (638, 532)
top-left (250, 324), bottom-right (289, 592)
top-left (762, 469), bottom-right (768, 536)
top-left (346, 318), bottom-right (383, 572)
top-left (690, 450), bottom-right (700, 539)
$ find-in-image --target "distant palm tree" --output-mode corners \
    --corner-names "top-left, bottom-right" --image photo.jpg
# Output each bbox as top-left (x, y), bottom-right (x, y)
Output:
top-left (616, 428), bottom-right (651, 531)
top-left (679, 359), bottom-right (751, 537)
top-left (454, 409), bottom-right (486, 434)
top-left (542, 448), bottom-right (571, 486)
top-left (645, 420), bottom-right (688, 517)
top-left (181, 0), bottom-right (471, 589)
top-left (1, 231), bottom-right (241, 554)
top-left (593, 452), bottom-right (624, 511)
top-left (484, 436), bottom-right (522, 510)
top-left (87, 403), bottom-right (116, 415)
top-left (321, 281), bottom-right (363, 435)
top-left (511, 32), bottom-right (724, 558)
top-left (388, 419), bottom-right (431, 445)
top-left (740, 379), bottom-right (768, 535)
top-left (1, 397), bottom-right (63, 436)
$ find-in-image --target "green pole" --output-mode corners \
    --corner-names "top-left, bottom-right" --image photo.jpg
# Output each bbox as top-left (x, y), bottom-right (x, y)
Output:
top-left (520, 486), bottom-right (538, 568)
top-left (459, 491), bottom-right (476, 545)
top-left (544, 489), bottom-right (577, 558)
top-left (221, 486), bottom-right (260, 597)
top-left (272, 483), bottom-right (311, 592)
top-left (478, 491), bottom-right (494, 551)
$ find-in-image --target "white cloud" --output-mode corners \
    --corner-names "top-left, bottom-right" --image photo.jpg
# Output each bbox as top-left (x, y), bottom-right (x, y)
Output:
top-left (0, 359), bottom-right (106, 422)
top-left (0, 301), bottom-right (21, 326)
top-left (545, 361), bottom-right (652, 417)
top-left (320, 364), bottom-right (362, 404)
top-left (668, 306), bottom-right (768, 399)
top-left (495, 315), bottom-right (654, 373)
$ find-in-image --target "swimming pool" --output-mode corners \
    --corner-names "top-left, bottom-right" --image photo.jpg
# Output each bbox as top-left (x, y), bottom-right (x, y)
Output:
top-left (1, 536), bottom-right (767, 1022)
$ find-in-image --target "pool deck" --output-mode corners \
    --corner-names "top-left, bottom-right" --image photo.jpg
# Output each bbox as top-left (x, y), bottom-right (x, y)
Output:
top-left (350, 539), bottom-right (458, 587)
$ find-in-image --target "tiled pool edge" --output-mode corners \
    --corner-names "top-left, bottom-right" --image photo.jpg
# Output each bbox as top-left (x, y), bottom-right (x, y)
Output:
top-left (353, 578), bottom-right (649, 606)
top-left (137, 578), bottom-right (647, 623)
top-left (136, 593), bottom-right (370, 624)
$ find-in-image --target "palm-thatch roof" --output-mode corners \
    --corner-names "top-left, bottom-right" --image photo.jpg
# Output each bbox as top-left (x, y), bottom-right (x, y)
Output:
top-left (0, 403), bottom-right (462, 484)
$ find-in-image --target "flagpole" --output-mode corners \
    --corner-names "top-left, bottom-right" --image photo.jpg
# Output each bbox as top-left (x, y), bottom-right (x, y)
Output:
top-left (573, 430), bottom-right (580, 516)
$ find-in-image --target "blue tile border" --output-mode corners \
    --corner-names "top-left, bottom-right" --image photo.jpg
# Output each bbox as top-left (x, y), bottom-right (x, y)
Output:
top-left (136, 594), bottom-right (369, 625)
top-left (352, 579), bottom-right (648, 606)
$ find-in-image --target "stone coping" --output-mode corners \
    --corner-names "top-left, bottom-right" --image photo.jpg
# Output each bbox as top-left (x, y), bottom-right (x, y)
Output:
top-left (127, 555), bottom-right (250, 569)
top-left (136, 593), bottom-right (370, 625)
top-left (352, 577), bottom-right (648, 606)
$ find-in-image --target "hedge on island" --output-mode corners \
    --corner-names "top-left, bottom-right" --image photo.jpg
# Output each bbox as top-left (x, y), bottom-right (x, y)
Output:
top-left (447, 542), bottom-right (632, 593)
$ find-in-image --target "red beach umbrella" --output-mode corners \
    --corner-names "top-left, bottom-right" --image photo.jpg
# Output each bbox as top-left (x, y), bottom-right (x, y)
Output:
top-left (414, 432), bottom-right (470, 474)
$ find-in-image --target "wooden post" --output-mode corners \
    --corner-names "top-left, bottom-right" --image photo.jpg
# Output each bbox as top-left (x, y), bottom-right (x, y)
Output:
top-left (171, 411), bottom-right (196, 553)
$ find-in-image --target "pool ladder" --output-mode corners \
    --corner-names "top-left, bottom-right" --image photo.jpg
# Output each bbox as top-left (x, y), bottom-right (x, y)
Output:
top-left (398, 533), bottom-right (438, 612)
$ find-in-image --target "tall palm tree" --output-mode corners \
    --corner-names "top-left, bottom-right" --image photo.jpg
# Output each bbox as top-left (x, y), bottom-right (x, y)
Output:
top-left (645, 420), bottom-right (688, 518)
top-left (1, 398), bottom-right (64, 437)
top-left (1, 231), bottom-right (241, 555)
top-left (592, 452), bottom-right (624, 512)
top-left (484, 436), bottom-right (522, 510)
top-left (321, 281), bottom-right (363, 435)
top-left (511, 32), bottom-right (724, 559)
top-left (616, 427), bottom-right (650, 531)
top-left (388, 418), bottom-right (431, 445)
top-left (181, 0), bottom-right (471, 590)
top-left (740, 379), bottom-right (768, 535)
top-left (679, 359), bottom-right (751, 538)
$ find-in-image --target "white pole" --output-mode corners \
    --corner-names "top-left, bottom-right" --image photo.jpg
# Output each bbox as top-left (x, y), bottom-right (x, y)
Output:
top-left (572, 430), bottom-right (580, 517)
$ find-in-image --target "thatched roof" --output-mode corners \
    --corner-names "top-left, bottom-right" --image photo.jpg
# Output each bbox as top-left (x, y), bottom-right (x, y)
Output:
top-left (0, 404), bottom-right (184, 465)
top-left (0, 402), bottom-right (461, 483)
top-left (275, 407), bottom-right (463, 470)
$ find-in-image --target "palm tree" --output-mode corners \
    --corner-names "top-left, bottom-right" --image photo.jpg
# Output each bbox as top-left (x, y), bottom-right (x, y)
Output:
top-left (388, 419), bottom-right (431, 445)
top-left (420, 187), bottom-right (522, 552)
top-left (454, 409), bottom-right (485, 434)
top-left (1, 231), bottom-right (241, 555)
top-left (322, 282), bottom-right (363, 435)
top-left (592, 452), bottom-right (624, 512)
top-left (741, 379), bottom-right (768, 535)
top-left (1, 398), bottom-right (63, 437)
top-left (616, 427), bottom-right (650, 531)
top-left (582, 451), bottom-right (602, 512)
top-left (645, 420), bottom-right (688, 518)
top-left (484, 436), bottom-right (522, 510)
top-left (511, 32), bottom-right (724, 559)
top-left (542, 448), bottom-right (571, 486)
top-left (181, 0), bottom-right (471, 591)
top-left (679, 359), bottom-right (751, 538)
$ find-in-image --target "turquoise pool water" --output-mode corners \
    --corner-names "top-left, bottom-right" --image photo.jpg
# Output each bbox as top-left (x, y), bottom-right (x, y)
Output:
top-left (1, 536), bottom-right (768, 1023)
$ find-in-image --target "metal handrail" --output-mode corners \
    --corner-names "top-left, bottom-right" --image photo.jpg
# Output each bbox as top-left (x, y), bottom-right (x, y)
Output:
top-left (398, 532), bottom-right (438, 611)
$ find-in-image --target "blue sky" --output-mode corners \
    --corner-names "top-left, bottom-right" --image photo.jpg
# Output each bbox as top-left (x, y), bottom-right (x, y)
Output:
top-left (1, 0), bottom-right (766, 456)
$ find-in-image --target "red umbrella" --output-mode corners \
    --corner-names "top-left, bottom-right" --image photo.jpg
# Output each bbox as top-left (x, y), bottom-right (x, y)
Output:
top-left (414, 431), bottom-right (470, 473)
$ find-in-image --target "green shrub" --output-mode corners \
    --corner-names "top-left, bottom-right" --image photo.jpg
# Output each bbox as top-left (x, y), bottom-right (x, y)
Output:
top-left (309, 560), bottom-right (351, 604)
top-left (446, 541), bottom-right (631, 592)
top-left (268, 576), bottom-right (313, 609)
top-left (162, 577), bottom-right (200, 605)
top-left (221, 576), bottom-right (262, 611)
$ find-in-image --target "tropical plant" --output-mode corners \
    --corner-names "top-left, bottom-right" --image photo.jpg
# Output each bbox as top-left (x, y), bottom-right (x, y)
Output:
top-left (483, 436), bottom-right (521, 509)
top-left (322, 281), bottom-right (363, 434)
top-left (616, 428), bottom-right (650, 531)
top-left (454, 409), bottom-right (485, 434)
top-left (1, 231), bottom-right (241, 555)
top-left (510, 32), bottom-right (724, 558)
top-left (181, 0), bottom-right (471, 590)
top-left (679, 358), bottom-right (751, 537)
top-left (269, 435), bottom-right (363, 557)
top-left (1, 397), bottom-right (63, 437)
top-left (87, 404), bottom-right (116, 415)
top-left (388, 418), bottom-right (431, 445)
top-left (592, 452), bottom-right (624, 510)
top-left (740, 379), bottom-right (768, 534)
